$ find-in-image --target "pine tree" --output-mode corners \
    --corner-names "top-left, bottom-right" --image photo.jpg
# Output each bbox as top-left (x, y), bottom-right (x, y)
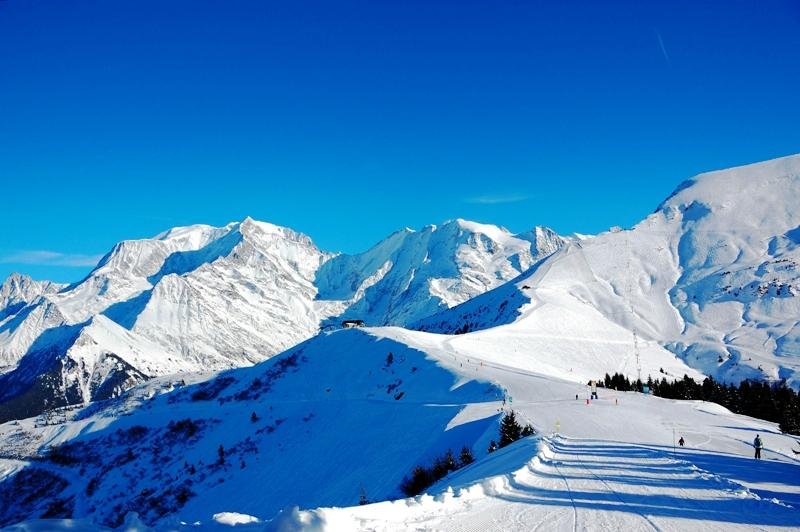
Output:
top-left (431, 453), bottom-right (450, 479)
top-left (499, 411), bottom-right (523, 448)
top-left (779, 398), bottom-right (800, 435)
top-left (444, 449), bottom-right (457, 472)
top-left (400, 466), bottom-right (433, 496)
top-left (217, 444), bottom-right (225, 465)
top-left (459, 446), bottom-right (475, 467)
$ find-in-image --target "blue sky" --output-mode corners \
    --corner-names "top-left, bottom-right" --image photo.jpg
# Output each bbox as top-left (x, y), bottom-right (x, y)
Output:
top-left (1, 0), bottom-right (799, 283)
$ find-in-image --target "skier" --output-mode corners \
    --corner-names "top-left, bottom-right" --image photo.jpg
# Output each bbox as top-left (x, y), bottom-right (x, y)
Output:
top-left (753, 434), bottom-right (763, 459)
top-left (678, 437), bottom-right (685, 447)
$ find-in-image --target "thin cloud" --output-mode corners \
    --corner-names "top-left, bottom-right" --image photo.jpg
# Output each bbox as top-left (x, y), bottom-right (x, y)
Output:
top-left (0, 250), bottom-right (103, 267)
top-left (655, 29), bottom-right (671, 65)
top-left (464, 194), bottom-right (531, 205)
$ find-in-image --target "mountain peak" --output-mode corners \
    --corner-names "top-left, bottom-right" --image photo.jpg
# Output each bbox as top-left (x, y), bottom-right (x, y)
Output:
top-left (441, 218), bottom-right (511, 236)
top-left (659, 153), bottom-right (800, 211)
top-left (239, 216), bottom-right (282, 234)
top-left (1, 272), bottom-right (32, 288)
top-left (0, 273), bottom-right (64, 319)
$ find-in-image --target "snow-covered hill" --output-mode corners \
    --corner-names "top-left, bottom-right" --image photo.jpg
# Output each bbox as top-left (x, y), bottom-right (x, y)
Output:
top-left (0, 328), bottom-right (503, 527)
top-left (0, 218), bottom-right (562, 421)
top-left (417, 154), bottom-right (800, 388)
top-left (0, 324), bottom-right (798, 530)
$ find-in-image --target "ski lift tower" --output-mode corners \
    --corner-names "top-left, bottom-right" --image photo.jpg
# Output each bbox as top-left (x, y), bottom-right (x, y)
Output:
top-left (624, 233), bottom-right (644, 389)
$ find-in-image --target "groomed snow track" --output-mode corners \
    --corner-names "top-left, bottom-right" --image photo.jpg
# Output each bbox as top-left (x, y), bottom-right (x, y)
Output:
top-left (300, 436), bottom-right (800, 531)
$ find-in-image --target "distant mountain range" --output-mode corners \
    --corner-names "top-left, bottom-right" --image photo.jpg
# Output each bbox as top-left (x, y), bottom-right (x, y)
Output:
top-left (0, 217), bottom-right (563, 421)
top-left (1, 153), bottom-right (799, 423)
top-left (1, 154), bottom-right (799, 529)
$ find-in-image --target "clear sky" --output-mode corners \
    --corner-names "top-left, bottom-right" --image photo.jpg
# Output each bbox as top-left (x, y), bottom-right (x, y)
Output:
top-left (1, 0), bottom-right (799, 283)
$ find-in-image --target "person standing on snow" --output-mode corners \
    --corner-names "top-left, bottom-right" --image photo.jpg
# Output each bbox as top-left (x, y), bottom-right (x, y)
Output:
top-left (678, 437), bottom-right (685, 447)
top-left (753, 434), bottom-right (763, 459)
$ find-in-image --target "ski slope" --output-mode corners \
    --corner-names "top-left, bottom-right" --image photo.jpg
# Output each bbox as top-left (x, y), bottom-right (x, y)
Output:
top-left (288, 435), bottom-right (799, 532)
top-left (1, 325), bottom-right (799, 530)
top-left (258, 326), bottom-right (800, 531)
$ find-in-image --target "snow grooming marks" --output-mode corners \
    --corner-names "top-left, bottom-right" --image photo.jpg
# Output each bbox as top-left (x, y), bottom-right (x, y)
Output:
top-left (291, 436), bottom-right (800, 531)
top-left (541, 439), bottom-right (580, 532)
top-left (549, 437), bottom-right (661, 531)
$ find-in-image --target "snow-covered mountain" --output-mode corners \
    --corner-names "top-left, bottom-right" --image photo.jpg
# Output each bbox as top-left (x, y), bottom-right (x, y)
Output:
top-left (0, 223), bottom-right (235, 368)
top-left (0, 218), bottom-right (562, 421)
top-left (2, 151), bottom-right (800, 528)
top-left (0, 274), bottom-right (64, 336)
top-left (417, 154), bottom-right (800, 387)
top-left (0, 273), bottom-right (65, 373)
top-left (3, 152), bottom-right (799, 428)
top-left (316, 219), bottom-right (564, 326)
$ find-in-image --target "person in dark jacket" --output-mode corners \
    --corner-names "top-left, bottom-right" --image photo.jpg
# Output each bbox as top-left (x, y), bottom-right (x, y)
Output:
top-left (753, 434), bottom-right (763, 459)
top-left (678, 437), bottom-right (685, 447)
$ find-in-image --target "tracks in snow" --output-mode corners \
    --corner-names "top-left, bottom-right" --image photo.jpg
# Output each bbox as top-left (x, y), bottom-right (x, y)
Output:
top-left (380, 435), bottom-right (800, 531)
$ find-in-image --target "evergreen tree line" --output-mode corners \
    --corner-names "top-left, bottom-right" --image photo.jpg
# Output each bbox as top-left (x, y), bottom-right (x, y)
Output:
top-left (399, 446), bottom-right (475, 496)
top-left (400, 411), bottom-right (536, 496)
top-left (487, 410), bottom-right (535, 453)
top-left (600, 372), bottom-right (800, 435)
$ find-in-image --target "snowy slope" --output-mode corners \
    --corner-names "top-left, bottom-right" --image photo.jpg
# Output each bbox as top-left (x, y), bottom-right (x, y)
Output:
top-left (0, 315), bottom-right (192, 423)
top-left (0, 328), bottom-right (503, 527)
top-left (287, 434), bottom-right (800, 531)
top-left (417, 154), bottom-right (800, 387)
top-left (0, 325), bottom-right (798, 530)
top-left (658, 155), bottom-right (800, 384)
